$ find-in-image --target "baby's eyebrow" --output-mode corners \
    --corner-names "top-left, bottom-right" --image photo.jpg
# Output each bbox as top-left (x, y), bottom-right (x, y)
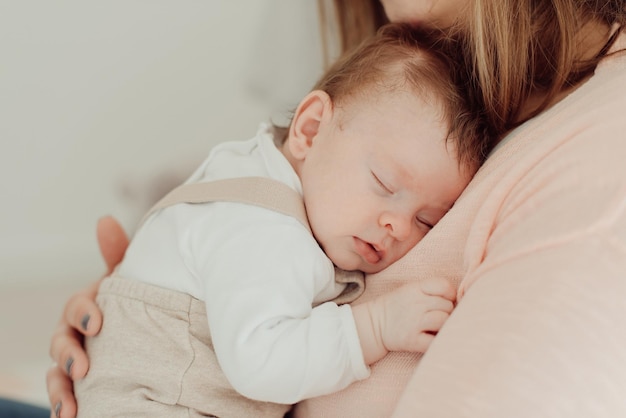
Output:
top-left (377, 154), bottom-right (418, 189)
top-left (390, 158), bottom-right (415, 183)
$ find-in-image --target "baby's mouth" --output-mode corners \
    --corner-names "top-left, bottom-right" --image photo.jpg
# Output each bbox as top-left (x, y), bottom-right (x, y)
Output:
top-left (354, 237), bottom-right (383, 264)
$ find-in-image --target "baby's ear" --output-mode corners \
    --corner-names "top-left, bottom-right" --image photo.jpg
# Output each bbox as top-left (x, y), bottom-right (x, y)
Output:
top-left (288, 90), bottom-right (332, 159)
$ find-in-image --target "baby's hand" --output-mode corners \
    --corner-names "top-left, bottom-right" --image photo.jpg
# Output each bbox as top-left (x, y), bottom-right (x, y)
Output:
top-left (379, 278), bottom-right (455, 353)
top-left (353, 278), bottom-right (455, 364)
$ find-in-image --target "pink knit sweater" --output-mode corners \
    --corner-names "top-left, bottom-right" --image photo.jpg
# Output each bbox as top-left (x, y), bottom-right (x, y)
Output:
top-left (293, 34), bottom-right (626, 418)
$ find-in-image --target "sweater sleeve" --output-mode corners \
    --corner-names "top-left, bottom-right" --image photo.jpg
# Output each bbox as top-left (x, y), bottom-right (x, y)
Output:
top-left (391, 90), bottom-right (626, 418)
top-left (187, 202), bottom-right (370, 404)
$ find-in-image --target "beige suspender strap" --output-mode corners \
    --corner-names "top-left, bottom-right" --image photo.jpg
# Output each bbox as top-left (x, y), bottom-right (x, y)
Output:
top-left (140, 176), bottom-right (310, 232)
top-left (140, 175), bottom-right (364, 305)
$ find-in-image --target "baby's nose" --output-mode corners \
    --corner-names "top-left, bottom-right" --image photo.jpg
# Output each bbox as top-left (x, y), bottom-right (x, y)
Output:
top-left (381, 212), bottom-right (413, 241)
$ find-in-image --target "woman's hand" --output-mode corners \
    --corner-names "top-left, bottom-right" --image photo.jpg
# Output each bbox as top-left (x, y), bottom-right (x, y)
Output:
top-left (46, 216), bottom-right (129, 418)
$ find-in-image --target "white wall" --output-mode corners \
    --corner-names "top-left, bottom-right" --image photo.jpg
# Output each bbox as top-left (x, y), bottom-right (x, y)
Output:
top-left (0, 0), bottom-right (328, 406)
top-left (0, 0), bottom-right (325, 287)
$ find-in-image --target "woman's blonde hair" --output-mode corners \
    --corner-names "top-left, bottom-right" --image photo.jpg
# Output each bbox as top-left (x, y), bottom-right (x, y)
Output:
top-left (320, 0), bottom-right (626, 136)
top-left (317, 0), bottom-right (389, 67)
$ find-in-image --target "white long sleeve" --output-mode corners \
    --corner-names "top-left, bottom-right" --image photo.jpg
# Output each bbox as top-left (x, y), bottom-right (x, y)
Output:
top-left (117, 124), bottom-right (369, 404)
top-left (191, 205), bottom-right (369, 403)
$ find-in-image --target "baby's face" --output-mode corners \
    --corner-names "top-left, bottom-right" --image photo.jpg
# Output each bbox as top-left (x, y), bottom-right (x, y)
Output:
top-left (300, 91), bottom-right (473, 274)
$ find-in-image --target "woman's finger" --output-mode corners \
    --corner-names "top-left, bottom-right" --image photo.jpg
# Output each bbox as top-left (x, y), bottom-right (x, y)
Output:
top-left (63, 288), bottom-right (103, 337)
top-left (44, 216), bottom-right (129, 418)
top-left (46, 364), bottom-right (78, 418)
top-left (49, 323), bottom-right (90, 380)
top-left (96, 216), bottom-right (129, 274)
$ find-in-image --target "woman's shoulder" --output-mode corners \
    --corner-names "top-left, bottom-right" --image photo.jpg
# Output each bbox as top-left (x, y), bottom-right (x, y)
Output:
top-left (488, 37), bottom-right (626, 168)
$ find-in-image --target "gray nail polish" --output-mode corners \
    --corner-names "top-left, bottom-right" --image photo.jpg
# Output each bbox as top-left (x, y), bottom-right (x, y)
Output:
top-left (65, 357), bottom-right (74, 376)
top-left (81, 314), bottom-right (90, 331)
top-left (55, 401), bottom-right (62, 418)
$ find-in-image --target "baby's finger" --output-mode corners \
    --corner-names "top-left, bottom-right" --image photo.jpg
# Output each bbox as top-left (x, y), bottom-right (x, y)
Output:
top-left (412, 332), bottom-right (436, 353)
top-left (426, 296), bottom-right (455, 314)
top-left (419, 277), bottom-right (456, 301)
top-left (419, 310), bottom-right (451, 334)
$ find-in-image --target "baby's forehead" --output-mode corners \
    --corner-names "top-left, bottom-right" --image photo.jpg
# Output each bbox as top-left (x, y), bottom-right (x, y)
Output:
top-left (332, 86), bottom-right (447, 129)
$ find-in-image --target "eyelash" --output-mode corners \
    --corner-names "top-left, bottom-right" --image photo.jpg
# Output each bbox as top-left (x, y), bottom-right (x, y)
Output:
top-left (416, 217), bottom-right (434, 230)
top-left (372, 171), bottom-right (393, 194)
top-left (372, 171), bottom-right (436, 230)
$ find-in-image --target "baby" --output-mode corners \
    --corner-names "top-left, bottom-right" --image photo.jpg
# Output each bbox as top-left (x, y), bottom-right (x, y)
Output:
top-left (75, 23), bottom-right (486, 417)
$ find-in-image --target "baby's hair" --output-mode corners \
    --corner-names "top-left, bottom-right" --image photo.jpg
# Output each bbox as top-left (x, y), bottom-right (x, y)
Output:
top-left (276, 23), bottom-right (492, 170)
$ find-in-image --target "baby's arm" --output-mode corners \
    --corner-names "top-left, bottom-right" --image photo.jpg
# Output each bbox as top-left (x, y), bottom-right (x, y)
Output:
top-left (194, 204), bottom-right (455, 404)
top-left (352, 278), bottom-right (455, 365)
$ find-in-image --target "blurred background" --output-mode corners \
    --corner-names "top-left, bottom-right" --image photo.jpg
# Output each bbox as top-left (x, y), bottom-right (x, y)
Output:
top-left (0, 0), bottom-right (326, 406)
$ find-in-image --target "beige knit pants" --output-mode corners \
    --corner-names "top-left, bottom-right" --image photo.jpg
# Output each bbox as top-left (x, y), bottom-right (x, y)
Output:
top-left (75, 275), bottom-right (291, 418)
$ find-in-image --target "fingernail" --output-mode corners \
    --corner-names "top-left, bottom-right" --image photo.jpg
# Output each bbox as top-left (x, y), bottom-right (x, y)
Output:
top-left (55, 401), bottom-right (62, 418)
top-left (81, 314), bottom-right (90, 331)
top-left (65, 357), bottom-right (74, 376)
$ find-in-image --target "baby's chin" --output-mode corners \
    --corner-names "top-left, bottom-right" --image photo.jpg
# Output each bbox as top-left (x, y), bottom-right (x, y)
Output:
top-left (333, 258), bottom-right (388, 275)
top-left (358, 263), bottom-right (390, 275)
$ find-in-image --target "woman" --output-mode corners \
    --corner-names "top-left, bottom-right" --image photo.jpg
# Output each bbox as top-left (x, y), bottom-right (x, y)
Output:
top-left (47, 1), bottom-right (626, 417)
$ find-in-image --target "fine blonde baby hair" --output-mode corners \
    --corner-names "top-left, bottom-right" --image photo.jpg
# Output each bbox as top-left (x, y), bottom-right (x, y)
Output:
top-left (311, 23), bottom-right (491, 169)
